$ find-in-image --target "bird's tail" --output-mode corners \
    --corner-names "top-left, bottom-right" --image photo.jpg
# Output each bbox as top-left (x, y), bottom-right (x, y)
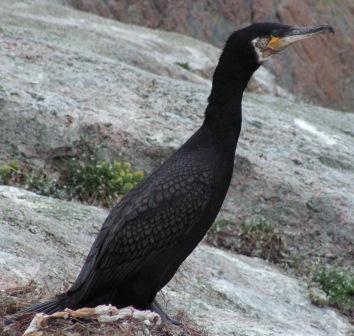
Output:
top-left (5, 294), bottom-right (70, 325)
top-left (20, 294), bottom-right (69, 315)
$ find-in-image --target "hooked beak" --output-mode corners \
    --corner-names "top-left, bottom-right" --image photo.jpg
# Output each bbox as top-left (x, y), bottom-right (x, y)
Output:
top-left (268, 24), bottom-right (335, 51)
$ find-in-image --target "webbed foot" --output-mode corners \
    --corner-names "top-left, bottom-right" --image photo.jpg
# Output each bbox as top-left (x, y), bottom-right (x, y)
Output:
top-left (151, 300), bottom-right (181, 326)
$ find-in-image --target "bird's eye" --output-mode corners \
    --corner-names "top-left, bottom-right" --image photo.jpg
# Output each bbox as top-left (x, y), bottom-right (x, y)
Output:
top-left (271, 29), bottom-right (282, 37)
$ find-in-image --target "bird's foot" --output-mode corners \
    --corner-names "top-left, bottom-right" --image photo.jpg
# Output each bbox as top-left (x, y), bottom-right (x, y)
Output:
top-left (151, 300), bottom-right (181, 326)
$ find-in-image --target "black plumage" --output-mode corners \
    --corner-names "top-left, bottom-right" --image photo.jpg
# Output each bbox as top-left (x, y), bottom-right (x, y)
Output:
top-left (21, 22), bottom-right (334, 319)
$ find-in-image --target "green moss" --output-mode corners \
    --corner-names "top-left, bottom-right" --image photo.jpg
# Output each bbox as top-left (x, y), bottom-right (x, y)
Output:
top-left (0, 161), bottom-right (20, 184)
top-left (175, 62), bottom-right (192, 71)
top-left (314, 268), bottom-right (354, 315)
top-left (209, 219), bottom-right (234, 235)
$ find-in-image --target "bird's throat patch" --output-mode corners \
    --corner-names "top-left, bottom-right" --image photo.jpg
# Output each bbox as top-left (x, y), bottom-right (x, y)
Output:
top-left (251, 37), bottom-right (274, 63)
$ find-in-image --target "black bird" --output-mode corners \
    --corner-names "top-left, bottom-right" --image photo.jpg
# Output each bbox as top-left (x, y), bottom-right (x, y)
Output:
top-left (21, 23), bottom-right (334, 320)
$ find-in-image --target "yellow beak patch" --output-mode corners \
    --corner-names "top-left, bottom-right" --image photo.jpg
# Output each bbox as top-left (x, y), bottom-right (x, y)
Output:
top-left (267, 36), bottom-right (284, 50)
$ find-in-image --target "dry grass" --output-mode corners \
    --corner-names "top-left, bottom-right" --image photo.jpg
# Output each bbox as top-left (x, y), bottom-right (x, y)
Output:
top-left (207, 218), bottom-right (285, 264)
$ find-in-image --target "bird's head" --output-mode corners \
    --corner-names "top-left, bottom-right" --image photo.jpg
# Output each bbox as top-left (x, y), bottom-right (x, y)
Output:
top-left (229, 22), bottom-right (335, 64)
top-left (208, 22), bottom-right (334, 107)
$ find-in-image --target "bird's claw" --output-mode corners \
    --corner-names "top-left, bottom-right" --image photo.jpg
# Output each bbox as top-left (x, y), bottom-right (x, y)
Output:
top-left (151, 300), bottom-right (181, 326)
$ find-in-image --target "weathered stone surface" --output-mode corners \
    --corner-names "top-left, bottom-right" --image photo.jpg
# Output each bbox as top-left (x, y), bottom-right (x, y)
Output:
top-left (168, 246), bottom-right (351, 336)
top-left (0, 186), bottom-right (106, 291)
top-left (62, 0), bottom-right (354, 112)
top-left (0, 186), bottom-right (351, 336)
top-left (0, 0), bottom-right (288, 171)
top-left (0, 0), bottom-right (353, 272)
top-left (0, 3), bottom-right (353, 334)
top-left (223, 95), bottom-right (354, 271)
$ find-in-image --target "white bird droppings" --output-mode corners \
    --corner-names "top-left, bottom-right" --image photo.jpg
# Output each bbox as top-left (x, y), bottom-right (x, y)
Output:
top-left (294, 118), bottom-right (336, 146)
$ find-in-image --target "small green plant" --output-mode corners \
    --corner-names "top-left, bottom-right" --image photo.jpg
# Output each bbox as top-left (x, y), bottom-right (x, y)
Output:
top-left (308, 286), bottom-right (329, 307)
top-left (25, 171), bottom-right (63, 198)
top-left (61, 159), bottom-right (144, 207)
top-left (0, 161), bottom-right (20, 184)
top-left (237, 217), bottom-right (285, 262)
top-left (314, 268), bottom-right (354, 316)
top-left (207, 217), bottom-right (285, 263)
top-left (209, 219), bottom-right (234, 235)
top-left (0, 161), bottom-right (63, 198)
top-left (207, 219), bottom-right (234, 246)
top-left (175, 62), bottom-right (192, 71)
top-left (241, 217), bottom-right (276, 234)
top-left (0, 159), bottom-right (144, 207)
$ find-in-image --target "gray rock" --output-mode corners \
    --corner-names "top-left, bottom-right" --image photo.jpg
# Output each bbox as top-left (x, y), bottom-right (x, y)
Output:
top-left (0, 185), bottom-right (351, 335)
top-left (0, 1), bottom-right (353, 332)
top-left (56, 0), bottom-right (354, 112)
top-left (0, 186), bottom-right (106, 290)
top-left (0, 0), bottom-right (353, 275)
top-left (0, 0), bottom-right (289, 168)
top-left (222, 95), bottom-right (354, 269)
top-left (167, 246), bottom-right (351, 336)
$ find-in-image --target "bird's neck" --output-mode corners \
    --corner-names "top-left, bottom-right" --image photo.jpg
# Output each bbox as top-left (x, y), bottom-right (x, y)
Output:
top-left (204, 99), bottom-right (242, 141)
top-left (205, 49), bottom-right (259, 134)
top-left (204, 56), bottom-right (258, 140)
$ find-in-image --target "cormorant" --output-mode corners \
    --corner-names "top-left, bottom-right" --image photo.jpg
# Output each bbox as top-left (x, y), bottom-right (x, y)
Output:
top-left (21, 23), bottom-right (334, 320)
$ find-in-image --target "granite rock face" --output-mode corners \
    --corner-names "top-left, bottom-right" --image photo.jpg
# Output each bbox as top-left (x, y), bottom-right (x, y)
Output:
top-left (63, 0), bottom-right (354, 112)
top-left (0, 0), bottom-right (288, 172)
top-left (0, 0), bottom-right (353, 274)
top-left (0, 2), bottom-right (353, 334)
top-left (0, 185), bottom-right (351, 336)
